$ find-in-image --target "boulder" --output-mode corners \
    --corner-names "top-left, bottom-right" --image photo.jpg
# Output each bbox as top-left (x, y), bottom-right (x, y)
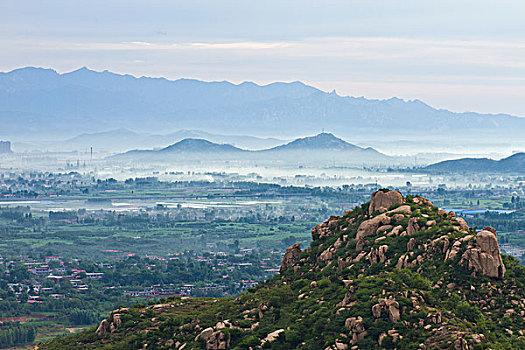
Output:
top-left (456, 217), bottom-right (469, 230)
top-left (386, 299), bottom-right (400, 322)
top-left (407, 218), bottom-right (420, 235)
top-left (318, 247), bottom-right (335, 262)
top-left (445, 240), bottom-right (462, 261)
top-left (378, 245), bottom-right (389, 263)
top-left (371, 297), bottom-right (400, 322)
top-left (112, 314), bottom-right (122, 329)
top-left (96, 319), bottom-right (110, 335)
top-left (460, 229), bottom-right (506, 278)
top-left (353, 251), bottom-right (367, 262)
top-left (368, 245), bottom-right (388, 264)
top-left (387, 205), bottom-right (412, 215)
top-left (372, 303), bottom-right (382, 318)
top-left (396, 253), bottom-right (410, 269)
top-left (390, 225), bottom-right (403, 236)
top-left (261, 329), bottom-right (285, 345)
top-left (369, 190), bottom-right (404, 214)
top-left (280, 243), bottom-right (301, 273)
top-left (413, 196), bottom-right (434, 207)
top-left (432, 236), bottom-right (450, 253)
top-left (425, 220), bottom-right (436, 227)
top-left (407, 238), bottom-right (416, 252)
top-left (335, 342), bottom-right (348, 350)
top-left (356, 214), bottom-right (391, 241)
top-left (345, 316), bottom-right (367, 344)
top-left (483, 226), bottom-right (497, 234)
top-left (196, 327), bottom-right (214, 342)
top-left (96, 312), bottom-right (124, 335)
top-left (377, 224), bottom-right (393, 233)
top-left (378, 332), bottom-right (387, 346)
top-left (387, 329), bottom-right (400, 343)
top-left (339, 288), bottom-right (355, 307)
top-left (391, 214), bottom-right (406, 222)
top-left (426, 312), bottom-right (442, 324)
top-left (196, 327), bottom-right (230, 350)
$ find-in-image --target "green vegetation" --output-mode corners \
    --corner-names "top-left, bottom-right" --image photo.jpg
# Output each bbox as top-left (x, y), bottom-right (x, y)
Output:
top-left (37, 191), bottom-right (525, 349)
top-left (0, 173), bottom-right (523, 348)
top-left (0, 322), bottom-right (37, 349)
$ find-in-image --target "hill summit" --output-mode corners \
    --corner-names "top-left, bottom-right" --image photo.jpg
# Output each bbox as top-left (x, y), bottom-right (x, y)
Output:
top-left (268, 133), bottom-right (362, 151)
top-left (39, 190), bottom-right (525, 350)
top-left (159, 139), bottom-right (244, 153)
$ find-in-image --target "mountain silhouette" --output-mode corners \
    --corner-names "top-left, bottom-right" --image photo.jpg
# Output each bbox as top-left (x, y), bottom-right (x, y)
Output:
top-left (1, 67), bottom-right (524, 139)
top-left (424, 152), bottom-right (525, 173)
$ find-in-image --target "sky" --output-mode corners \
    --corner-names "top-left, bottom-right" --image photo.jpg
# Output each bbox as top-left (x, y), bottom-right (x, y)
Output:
top-left (1, 0), bottom-right (525, 116)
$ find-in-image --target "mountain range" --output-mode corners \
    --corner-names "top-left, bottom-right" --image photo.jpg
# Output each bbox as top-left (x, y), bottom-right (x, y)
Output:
top-left (18, 129), bottom-right (286, 152)
top-left (1, 67), bottom-right (524, 140)
top-left (424, 152), bottom-right (525, 173)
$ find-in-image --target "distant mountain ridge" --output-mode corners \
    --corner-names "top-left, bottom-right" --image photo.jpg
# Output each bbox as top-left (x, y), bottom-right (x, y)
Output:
top-left (35, 128), bottom-right (286, 152)
top-left (159, 138), bottom-right (244, 153)
top-left (424, 152), bottom-right (525, 173)
top-left (1, 67), bottom-right (524, 139)
top-left (112, 133), bottom-right (392, 166)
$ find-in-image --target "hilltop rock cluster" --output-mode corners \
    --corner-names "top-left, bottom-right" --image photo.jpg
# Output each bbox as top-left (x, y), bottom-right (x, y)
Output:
top-left (40, 190), bottom-right (525, 350)
top-left (289, 190), bottom-right (507, 282)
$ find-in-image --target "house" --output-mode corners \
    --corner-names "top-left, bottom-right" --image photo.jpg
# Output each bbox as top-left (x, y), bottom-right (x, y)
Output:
top-left (33, 265), bottom-right (51, 275)
top-left (85, 272), bottom-right (104, 279)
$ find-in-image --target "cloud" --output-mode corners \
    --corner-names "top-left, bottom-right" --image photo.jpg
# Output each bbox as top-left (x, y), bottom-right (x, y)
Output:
top-left (1, 35), bottom-right (524, 115)
top-left (8, 36), bottom-right (523, 70)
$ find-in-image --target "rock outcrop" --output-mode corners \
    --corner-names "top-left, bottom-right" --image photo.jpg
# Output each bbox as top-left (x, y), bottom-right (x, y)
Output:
top-left (406, 217), bottom-right (420, 235)
top-left (196, 327), bottom-right (230, 350)
top-left (356, 214), bottom-right (391, 241)
top-left (368, 245), bottom-right (389, 264)
top-left (460, 227), bottom-right (506, 278)
top-left (280, 243), bottom-right (301, 273)
top-left (312, 215), bottom-right (341, 240)
top-left (368, 190), bottom-right (404, 214)
top-left (95, 308), bottom-right (128, 335)
top-left (261, 329), bottom-right (285, 345)
top-left (371, 297), bottom-right (401, 322)
top-left (95, 319), bottom-right (110, 335)
top-left (345, 316), bottom-right (367, 344)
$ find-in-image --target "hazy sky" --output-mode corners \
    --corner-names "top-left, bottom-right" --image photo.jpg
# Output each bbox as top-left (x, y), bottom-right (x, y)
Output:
top-left (2, 0), bottom-right (525, 116)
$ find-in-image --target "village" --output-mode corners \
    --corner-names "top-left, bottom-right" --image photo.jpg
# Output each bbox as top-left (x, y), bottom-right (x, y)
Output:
top-left (1, 246), bottom-right (282, 307)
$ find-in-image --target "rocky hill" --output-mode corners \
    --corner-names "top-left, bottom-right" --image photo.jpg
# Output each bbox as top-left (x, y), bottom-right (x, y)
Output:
top-left (38, 190), bottom-right (525, 350)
